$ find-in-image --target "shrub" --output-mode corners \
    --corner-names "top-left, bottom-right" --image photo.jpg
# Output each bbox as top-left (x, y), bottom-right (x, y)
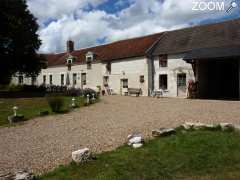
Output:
top-left (66, 87), bottom-right (82, 96)
top-left (83, 88), bottom-right (99, 99)
top-left (1, 84), bottom-right (46, 93)
top-left (46, 95), bottom-right (65, 113)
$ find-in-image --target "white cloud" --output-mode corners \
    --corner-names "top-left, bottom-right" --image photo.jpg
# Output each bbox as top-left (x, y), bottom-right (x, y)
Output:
top-left (27, 0), bottom-right (234, 53)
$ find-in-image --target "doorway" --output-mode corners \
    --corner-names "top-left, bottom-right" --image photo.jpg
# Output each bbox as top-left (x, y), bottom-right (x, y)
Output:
top-left (197, 59), bottom-right (239, 99)
top-left (177, 73), bottom-right (186, 97)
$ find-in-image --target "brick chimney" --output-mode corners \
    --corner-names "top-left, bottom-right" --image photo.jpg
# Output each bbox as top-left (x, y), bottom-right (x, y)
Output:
top-left (67, 40), bottom-right (74, 53)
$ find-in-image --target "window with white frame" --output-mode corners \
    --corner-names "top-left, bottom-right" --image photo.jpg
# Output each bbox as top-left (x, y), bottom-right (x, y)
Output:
top-left (67, 59), bottom-right (72, 64)
top-left (159, 55), bottom-right (168, 67)
top-left (18, 75), bottom-right (23, 85)
top-left (106, 62), bottom-right (111, 74)
top-left (86, 52), bottom-right (94, 62)
top-left (43, 75), bottom-right (46, 84)
top-left (122, 79), bottom-right (128, 88)
top-left (73, 73), bottom-right (77, 85)
top-left (103, 76), bottom-right (109, 86)
top-left (87, 62), bottom-right (92, 70)
top-left (49, 75), bottom-right (53, 85)
top-left (81, 73), bottom-right (86, 85)
top-left (139, 75), bottom-right (144, 83)
top-left (61, 74), bottom-right (64, 86)
top-left (31, 76), bottom-right (36, 85)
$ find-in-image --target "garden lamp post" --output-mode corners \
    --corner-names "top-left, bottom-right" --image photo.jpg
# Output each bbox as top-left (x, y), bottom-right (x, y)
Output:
top-left (92, 93), bottom-right (95, 101)
top-left (13, 106), bottom-right (18, 116)
top-left (72, 97), bottom-right (76, 107)
top-left (86, 94), bottom-right (90, 105)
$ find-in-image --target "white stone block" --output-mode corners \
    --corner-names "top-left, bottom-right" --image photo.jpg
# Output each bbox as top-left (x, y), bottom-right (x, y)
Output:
top-left (132, 143), bottom-right (143, 149)
top-left (72, 148), bottom-right (91, 163)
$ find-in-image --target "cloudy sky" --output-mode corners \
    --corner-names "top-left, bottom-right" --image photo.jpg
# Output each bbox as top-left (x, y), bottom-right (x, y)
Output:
top-left (26, 0), bottom-right (240, 53)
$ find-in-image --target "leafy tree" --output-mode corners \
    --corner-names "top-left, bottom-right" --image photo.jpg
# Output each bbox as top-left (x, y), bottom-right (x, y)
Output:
top-left (0, 0), bottom-right (45, 85)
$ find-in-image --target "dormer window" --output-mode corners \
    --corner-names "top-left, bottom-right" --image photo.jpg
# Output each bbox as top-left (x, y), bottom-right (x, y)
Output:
top-left (86, 51), bottom-right (94, 62)
top-left (106, 62), bottom-right (111, 74)
top-left (67, 59), bottom-right (72, 64)
top-left (86, 51), bottom-right (94, 70)
top-left (66, 55), bottom-right (75, 71)
top-left (87, 56), bottom-right (93, 62)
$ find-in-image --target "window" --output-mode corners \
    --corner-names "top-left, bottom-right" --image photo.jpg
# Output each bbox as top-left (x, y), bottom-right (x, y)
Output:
top-left (31, 76), bottom-right (36, 85)
top-left (122, 79), bottom-right (128, 88)
top-left (81, 73), bottom-right (86, 85)
top-left (86, 56), bottom-right (93, 62)
top-left (159, 74), bottom-right (167, 90)
top-left (140, 75), bottom-right (144, 83)
top-left (43, 75), bottom-right (46, 84)
top-left (106, 63), bottom-right (111, 74)
top-left (73, 73), bottom-right (77, 85)
top-left (87, 62), bottom-right (92, 69)
top-left (159, 55), bottom-right (168, 67)
top-left (103, 76), bottom-right (109, 86)
top-left (49, 75), bottom-right (53, 85)
top-left (177, 74), bottom-right (186, 87)
top-left (18, 76), bottom-right (23, 85)
top-left (67, 59), bottom-right (72, 64)
top-left (86, 52), bottom-right (94, 62)
top-left (61, 74), bottom-right (64, 86)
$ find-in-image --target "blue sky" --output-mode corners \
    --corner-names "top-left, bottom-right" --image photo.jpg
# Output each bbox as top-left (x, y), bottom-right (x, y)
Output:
top-left (26, 0), bottom-right (240, 53)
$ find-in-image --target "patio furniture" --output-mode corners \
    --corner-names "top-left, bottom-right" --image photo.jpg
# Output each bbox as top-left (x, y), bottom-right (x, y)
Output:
top-left (128, 88), bottom-right (141, 97)
top-left (155, 89), bottom-right (164, 98)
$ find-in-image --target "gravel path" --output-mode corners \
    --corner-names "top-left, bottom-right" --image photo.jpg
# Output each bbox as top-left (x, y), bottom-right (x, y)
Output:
top-left (1, 96), bottom-right (240, 174)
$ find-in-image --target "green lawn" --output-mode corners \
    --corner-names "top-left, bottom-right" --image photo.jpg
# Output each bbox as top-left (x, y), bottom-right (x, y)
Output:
top-left (39, 130), bottom-right (240, 180)
top-left (0, 96), bottom-right (86, 126)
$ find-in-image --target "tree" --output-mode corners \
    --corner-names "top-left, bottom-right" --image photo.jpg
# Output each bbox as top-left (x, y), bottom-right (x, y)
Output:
top-left (0, 0), bottom-right (45, 85)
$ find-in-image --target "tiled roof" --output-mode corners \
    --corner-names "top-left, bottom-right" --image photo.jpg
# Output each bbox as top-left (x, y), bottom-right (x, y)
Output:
top-left (152, 18), bottom-right (240, 55)
top-left (45, 33), bottom-right (163, 67)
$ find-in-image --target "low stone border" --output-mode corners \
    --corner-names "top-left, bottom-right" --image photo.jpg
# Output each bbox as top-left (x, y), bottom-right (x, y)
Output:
top-left (0, 170), bottom-right (35, 180)
top-left (152, 122), bottom-right (238, 138)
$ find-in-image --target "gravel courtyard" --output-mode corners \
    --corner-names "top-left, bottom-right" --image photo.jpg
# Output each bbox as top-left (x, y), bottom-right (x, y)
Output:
top-left (1, 96), bottom-right (240, 174)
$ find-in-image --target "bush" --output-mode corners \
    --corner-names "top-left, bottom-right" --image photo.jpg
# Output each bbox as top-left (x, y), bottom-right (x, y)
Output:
top-left (83, 88), bottom-right (99, 99)
top-left (46, 95), bottom-right (65, 113)
top-left (1, 84), bottom-right (46, 93)
top-left (66, 87), bottom-right (82, 96)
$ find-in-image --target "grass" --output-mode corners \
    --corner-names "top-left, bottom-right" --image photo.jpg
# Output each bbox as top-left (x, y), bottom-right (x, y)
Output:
top-left (0, 96), bottom-right (86, 126)
top-left (39, 130), bottom-right (240, 180)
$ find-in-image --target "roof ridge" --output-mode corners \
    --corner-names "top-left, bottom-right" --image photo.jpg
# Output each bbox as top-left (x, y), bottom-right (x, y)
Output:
top-left (163, 18), bottom-right (240, 34)
top-left (45, 32), bottom-right (163, 55)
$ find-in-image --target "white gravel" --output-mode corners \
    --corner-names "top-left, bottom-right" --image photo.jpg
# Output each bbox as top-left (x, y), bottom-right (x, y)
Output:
top-left (0, 96), bottom-right (240, 174)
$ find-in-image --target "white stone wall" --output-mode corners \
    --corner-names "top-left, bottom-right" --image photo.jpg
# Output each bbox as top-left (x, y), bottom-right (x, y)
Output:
top-left (102, 57), bottom-right (149, 96)
top-left (12, 56), bottom-right (149, 96)
top-left (38, 63), bottom-right (102, 91)
top-left (153, 54), bottom-right (195, 97)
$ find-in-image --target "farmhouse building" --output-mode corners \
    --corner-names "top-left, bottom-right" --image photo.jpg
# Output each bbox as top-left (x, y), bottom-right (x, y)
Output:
top-left (12, 18), bottom-right (240, 99)
top-left (151, 18), bottom-right (240, 99)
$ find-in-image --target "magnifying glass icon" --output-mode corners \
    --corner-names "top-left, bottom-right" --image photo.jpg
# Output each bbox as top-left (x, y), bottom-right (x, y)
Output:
top-left (226, 1), bottom-right (238, 13)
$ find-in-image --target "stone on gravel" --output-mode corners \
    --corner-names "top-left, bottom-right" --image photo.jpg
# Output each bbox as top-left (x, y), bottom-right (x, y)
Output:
top-left (182, 122), bottom-right (219, 130)
top-left (132, 143), bottom-right (143, 149)
top-left (220, 123), bottom-right (234, 131)
top-left (0, 172), bottom-right (14, 179)
top-left (128, 136), bottom-right (143, 145)
top-left (193, 123), bottom-right (206, 130)
top-left (127, 133), bottom-right (141, 140)
top-left (181, 122), bottom-right (194, 130)
top-left (152, 128), bottom-right (176, 137)
top-left (15, 170), bottom-right (35, 180)
top-left (72, 148), bottom-right (91, 163)
top-left (234, 125), bottom-right (240, 131)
